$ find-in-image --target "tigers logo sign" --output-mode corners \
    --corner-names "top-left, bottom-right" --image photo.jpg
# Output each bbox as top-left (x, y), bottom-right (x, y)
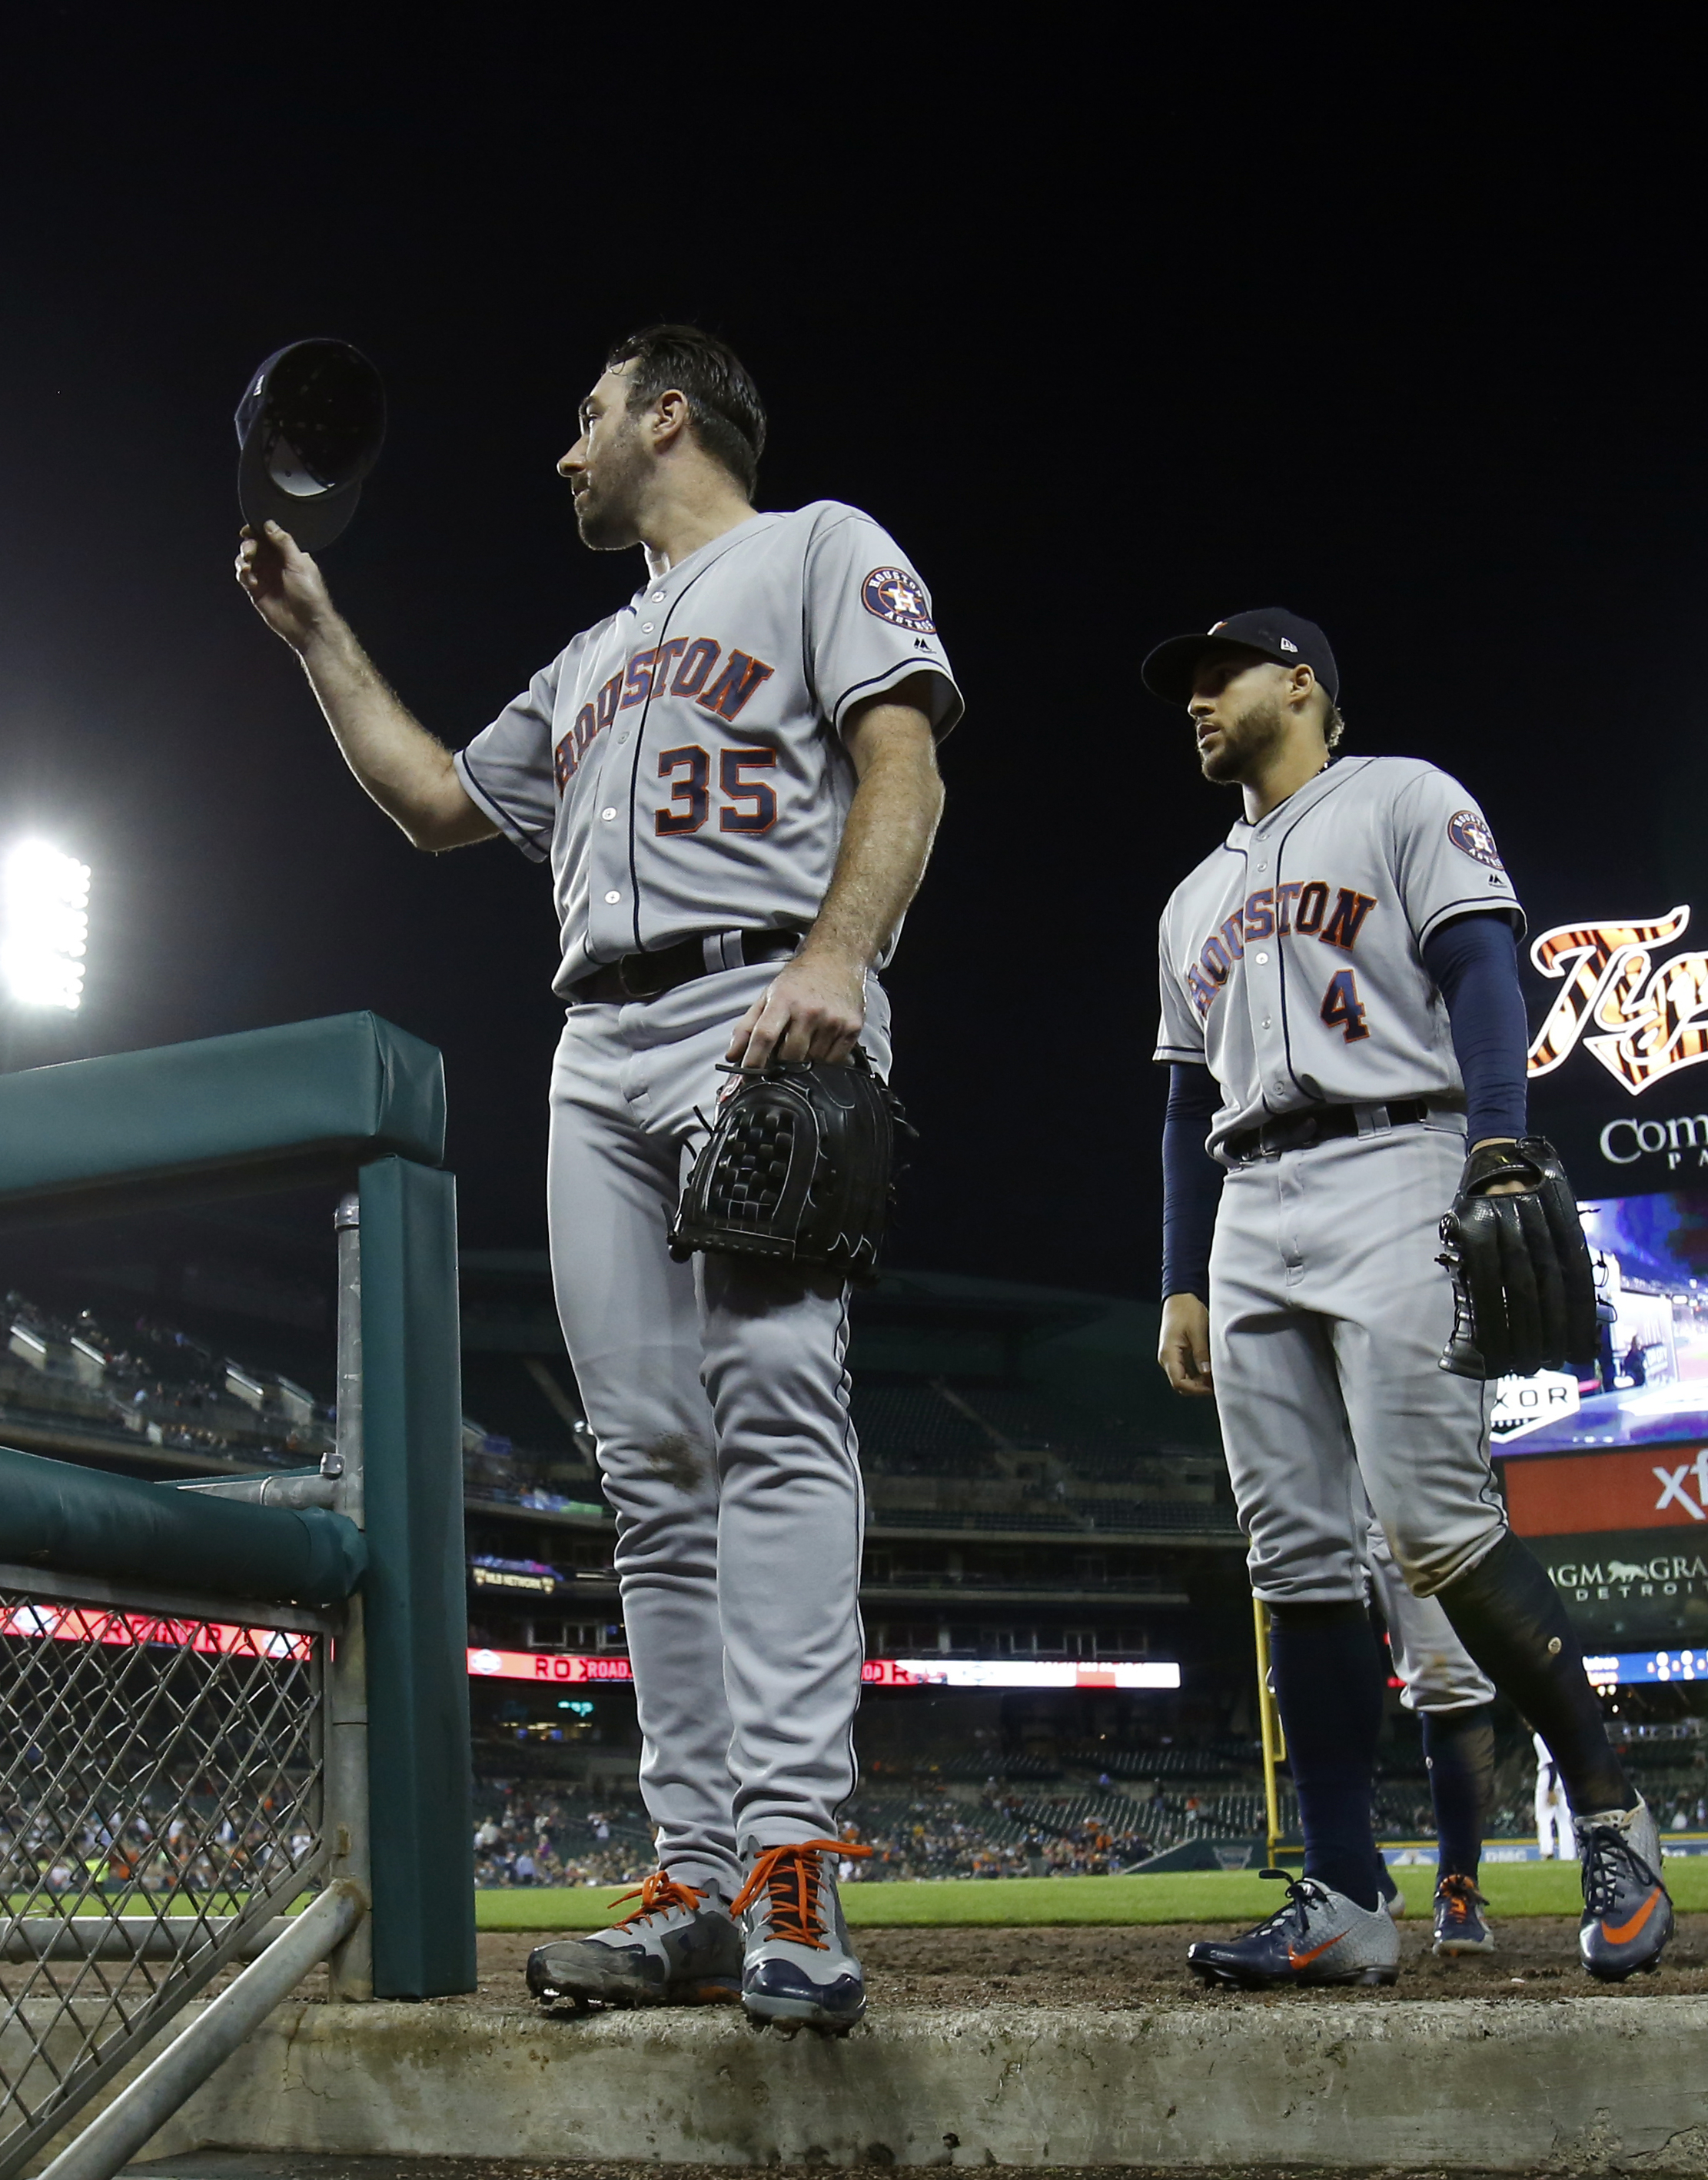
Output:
top-left (1527, 906), bottom-right (1708, 1095)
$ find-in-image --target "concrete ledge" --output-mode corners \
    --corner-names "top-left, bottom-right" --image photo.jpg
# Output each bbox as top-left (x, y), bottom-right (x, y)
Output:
top-left (65, 1997), bottom-right (1703, 2172)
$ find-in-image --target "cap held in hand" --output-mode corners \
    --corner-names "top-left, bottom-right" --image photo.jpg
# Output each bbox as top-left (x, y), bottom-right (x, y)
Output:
top-left (235, 339), bottom-right (386, 550)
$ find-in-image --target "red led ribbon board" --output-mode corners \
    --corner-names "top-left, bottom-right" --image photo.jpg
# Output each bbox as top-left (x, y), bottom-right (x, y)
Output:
top-left (1504, 1445), bottom-right (1708, 1536)
top-left (0, 1602), bottom-right (313, 1660)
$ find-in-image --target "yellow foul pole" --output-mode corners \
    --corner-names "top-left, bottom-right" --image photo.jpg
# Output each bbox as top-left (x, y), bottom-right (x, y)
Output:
top-left (1251, 1593), bottom-right (1288, 1868)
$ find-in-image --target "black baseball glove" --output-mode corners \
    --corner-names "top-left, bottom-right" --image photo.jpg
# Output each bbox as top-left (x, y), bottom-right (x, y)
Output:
top-left (1436, 1135), bottom-right (1598, 1381)
top-left (669, 1047), bottom-right (912, 1286)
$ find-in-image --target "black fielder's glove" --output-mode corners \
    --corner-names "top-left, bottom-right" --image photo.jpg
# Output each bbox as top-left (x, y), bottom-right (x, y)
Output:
top-left (669, 1047), bottom-right (913, 1286)
top-left (1436, 1135), bottom-right (1598, 1381)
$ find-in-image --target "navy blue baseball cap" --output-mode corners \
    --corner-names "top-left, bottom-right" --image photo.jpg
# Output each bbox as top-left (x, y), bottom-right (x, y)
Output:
top-left (236, 339), bottom-right (386, 550)
top-left (1141, 608), bottom-right (1339, 707)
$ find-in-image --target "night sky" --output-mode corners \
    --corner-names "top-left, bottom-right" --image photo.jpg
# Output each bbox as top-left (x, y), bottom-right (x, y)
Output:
top-left (2, 30), bottom-right (1700, 1294)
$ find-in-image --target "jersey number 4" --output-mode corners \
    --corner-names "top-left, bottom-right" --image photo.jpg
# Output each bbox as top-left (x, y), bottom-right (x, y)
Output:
top-left (656, 746), bottom-right (778, 836)
top-left (1320, 967), bottom-right (1369, 1043)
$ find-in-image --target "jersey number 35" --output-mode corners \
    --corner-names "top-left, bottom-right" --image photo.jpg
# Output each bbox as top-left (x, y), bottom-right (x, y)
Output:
top-left (656, 746), bottom-right (778, 837)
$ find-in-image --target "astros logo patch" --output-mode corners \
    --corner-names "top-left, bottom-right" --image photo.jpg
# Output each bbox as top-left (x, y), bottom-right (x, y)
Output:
top-left (1447, 809), bottom-right (1504, 870)
top-left (862, 567), bottom-right (935, 634)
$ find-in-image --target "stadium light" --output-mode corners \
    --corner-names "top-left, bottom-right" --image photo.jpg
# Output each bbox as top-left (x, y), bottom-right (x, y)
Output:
top-left (2, 841), bottom-right (90, 1011)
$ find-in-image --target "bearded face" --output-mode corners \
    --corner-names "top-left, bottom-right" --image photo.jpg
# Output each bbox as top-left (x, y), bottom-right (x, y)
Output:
top-left (1197, 686), bottom-right (1289, 784)
top-left (572, 407), bottom-right (651, 551)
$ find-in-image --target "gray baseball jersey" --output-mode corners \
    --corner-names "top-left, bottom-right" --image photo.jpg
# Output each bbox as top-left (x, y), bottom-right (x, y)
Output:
top-left (453, 501), bottom-right (957, 1888)
top-left (1155, 756), bottom-right (1521, 1157)
top-left (454, 501), bottom-right (961, 997)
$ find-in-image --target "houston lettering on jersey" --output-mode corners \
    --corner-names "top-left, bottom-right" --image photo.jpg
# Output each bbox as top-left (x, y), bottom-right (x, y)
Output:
top-left (1185, 881), bottom-right (1380, 1017)
top-left (552, 636), bottom-right (777, 793)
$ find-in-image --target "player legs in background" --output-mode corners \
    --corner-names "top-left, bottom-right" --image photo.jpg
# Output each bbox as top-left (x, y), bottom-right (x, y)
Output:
top-left (1367, 1517), bottom-right (1498, 1955)
top-left (1535, 1731), bottom-right (1573, 1859)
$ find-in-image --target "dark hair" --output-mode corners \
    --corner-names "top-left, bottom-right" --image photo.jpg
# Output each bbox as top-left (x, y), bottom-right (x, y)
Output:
top-left (1324, 698), bottom-right (1346, 751)
top-left (605, 324), bottom-right (766, 497)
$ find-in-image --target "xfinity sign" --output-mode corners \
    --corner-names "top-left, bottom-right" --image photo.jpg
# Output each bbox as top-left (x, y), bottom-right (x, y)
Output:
top-left (1490, 1370), bottom-right (1581, 1444)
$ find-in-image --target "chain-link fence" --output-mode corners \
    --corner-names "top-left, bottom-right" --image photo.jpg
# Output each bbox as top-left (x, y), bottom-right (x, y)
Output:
top-left (0, 1564), bottom-right (332, 2179)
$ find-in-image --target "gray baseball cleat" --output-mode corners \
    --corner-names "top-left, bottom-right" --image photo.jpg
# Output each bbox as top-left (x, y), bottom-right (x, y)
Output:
top-left (1188, 1873), bottom-right (1401, 1989)
top-left (1577, 1796), bottom-right (1673, 1982)
top-left (527, 1870), bottom-right (742, 2009)
top-left (731, 1838), bottom-right (872, 2032)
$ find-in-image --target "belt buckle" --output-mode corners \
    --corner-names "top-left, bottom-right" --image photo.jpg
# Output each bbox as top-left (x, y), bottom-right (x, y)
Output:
top-left (616, 952), bottom-right (668, 1001)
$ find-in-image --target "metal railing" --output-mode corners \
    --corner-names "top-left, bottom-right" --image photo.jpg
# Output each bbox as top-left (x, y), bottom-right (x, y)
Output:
top-left (0, 1188), bottom-right (374, 2180)
top-left (0, 1013), bottom-right (472, 2180)
top-left (0, 1568), bottom-right (335, 2177)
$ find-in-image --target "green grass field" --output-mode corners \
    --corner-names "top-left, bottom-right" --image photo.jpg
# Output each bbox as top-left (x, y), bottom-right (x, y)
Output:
top-left (474, 1856), bottom-right (1708, 1932)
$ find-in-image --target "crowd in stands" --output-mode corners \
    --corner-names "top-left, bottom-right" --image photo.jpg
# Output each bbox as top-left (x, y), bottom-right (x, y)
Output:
top-left (468, 1774), bottom-right (1228, 1888)
top-left (2, 1289), bottom-right (330, 1467)
top-left (468, 1727), bottom-right (1708, 1889)
top-left (472, 1789), bottom-right (655, 1889)
top-left (2, 1799), bottom-right (315, 1899)
top-left (837, 1796), bottom-right (1154, 1880)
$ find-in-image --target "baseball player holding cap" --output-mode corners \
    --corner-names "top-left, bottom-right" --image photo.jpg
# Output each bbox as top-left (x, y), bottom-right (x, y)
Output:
top-left (238, 324), bottom-right (960, 2031)
top-left (1145, 609), bottom-right (1671, 1987)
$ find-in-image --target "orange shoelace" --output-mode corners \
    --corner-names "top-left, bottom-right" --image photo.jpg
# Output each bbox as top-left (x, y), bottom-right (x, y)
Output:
top-left (729, 1839), bottom-right (872, 1949)
top-left (608, 1869), bottom-right (707, 1929)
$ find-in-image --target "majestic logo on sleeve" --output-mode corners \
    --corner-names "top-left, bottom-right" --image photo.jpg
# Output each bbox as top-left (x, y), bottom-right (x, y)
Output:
top-left (862, 567), bottom-right (936, 633)
top-left (1447, 809), bottom-right (1505, 870)
top-left (1526, 905), bottom-right (1708, 1095)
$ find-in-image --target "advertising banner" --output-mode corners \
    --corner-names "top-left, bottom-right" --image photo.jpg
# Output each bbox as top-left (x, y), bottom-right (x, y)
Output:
top-left (465, 1647), bottom-right (1181, 1690)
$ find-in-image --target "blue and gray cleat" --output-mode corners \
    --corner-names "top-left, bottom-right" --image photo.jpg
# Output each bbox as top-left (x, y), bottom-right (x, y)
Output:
top-left (527, 1871), bottom-right (742, 2009)
top-left (1431, 1873), bottom-right (1496, 1956)
top-left (1188, 1873), bottom-right (1401, 1990)
top-left (732, 1839), bottom-right (871, 2032)
top-left (1577, 1798), bottom-right (1673, 1982)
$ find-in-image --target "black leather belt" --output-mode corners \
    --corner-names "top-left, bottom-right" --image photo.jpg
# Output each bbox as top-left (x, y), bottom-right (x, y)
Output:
top-left (1225, 1099), bottom-right (1431, 1164)
top-left (569, 928), bottom-right (799, 1005)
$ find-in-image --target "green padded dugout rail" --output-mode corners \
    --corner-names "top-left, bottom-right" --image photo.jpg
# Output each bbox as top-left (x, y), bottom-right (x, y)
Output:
top-left (0, 1012), bottom-right (444, 1221)
top-left (0, 1443), bottom-right (365, 1606)
top-left (0, 1016), bottom-right (475, 1999)
top-left (358, 1155), bottom-right (477, 1999)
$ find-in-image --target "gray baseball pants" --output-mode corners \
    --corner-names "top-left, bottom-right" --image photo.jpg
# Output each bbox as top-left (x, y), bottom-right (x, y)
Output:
top-left (545, 962), bottom-right (889, 1902)
top-left (1365, 1516), bottom-right (1495, 1713)
top-left (1208, 1118), bottom-right (1508, 1607)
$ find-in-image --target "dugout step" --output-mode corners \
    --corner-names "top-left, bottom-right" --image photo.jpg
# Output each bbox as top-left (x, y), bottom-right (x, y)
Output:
top-left (57, 1994), bottom-right (1708, 2175)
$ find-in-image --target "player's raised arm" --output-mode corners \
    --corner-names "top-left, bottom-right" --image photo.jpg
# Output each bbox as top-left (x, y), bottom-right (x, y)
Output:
top-left (235, 520), bottom-right (497, 852)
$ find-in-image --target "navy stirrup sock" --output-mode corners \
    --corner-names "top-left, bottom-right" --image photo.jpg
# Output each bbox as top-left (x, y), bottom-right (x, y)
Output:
top-left (1269, 1600), bottom-right (1386, 1911)
top-left (1434, 1533), bottom-right (1633, 1817)
top-left (1422, 1703), bottom-right (1495, 1881)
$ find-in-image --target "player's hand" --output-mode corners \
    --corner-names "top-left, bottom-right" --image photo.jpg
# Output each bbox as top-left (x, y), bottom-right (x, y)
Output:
top-left (234, 520), bottom-right (334, 651)
top-left (726, 949), bottom-right (867, 1068)
top-left (1470, 1137), bottom-right (1527, 1196)
top-left (1158, 1293), bottom-right (1215, 1397)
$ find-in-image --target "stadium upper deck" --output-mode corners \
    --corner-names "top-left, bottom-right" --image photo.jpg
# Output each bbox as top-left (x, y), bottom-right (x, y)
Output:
top-left (0, 1214), bottom-right (1248, 1700)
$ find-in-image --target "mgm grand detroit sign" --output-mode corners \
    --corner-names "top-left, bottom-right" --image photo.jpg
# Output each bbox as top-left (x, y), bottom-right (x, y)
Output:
top-left (1526, 906), bottom-right (1708, 1179)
